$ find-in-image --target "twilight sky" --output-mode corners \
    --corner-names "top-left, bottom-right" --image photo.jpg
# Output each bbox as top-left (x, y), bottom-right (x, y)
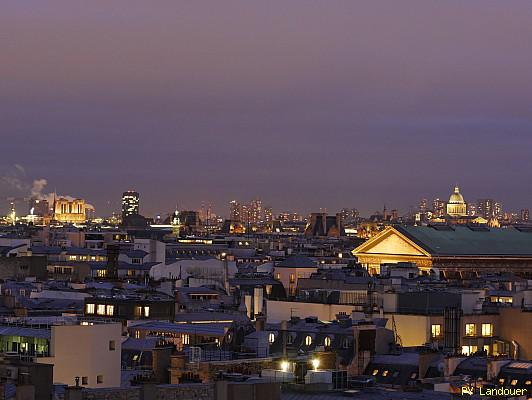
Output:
top-left (2, 1), bottom-right (532, 217)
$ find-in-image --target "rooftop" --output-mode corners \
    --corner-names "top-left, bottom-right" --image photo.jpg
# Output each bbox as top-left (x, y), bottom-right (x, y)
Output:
top-left (276, 255), bottom-right (317, 268)
top-left (395, 225), bottom-right (532, 257)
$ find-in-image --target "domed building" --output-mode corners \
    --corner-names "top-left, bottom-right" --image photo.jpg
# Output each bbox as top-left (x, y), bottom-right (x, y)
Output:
top-left (446, 186), bottom-right (467, 217)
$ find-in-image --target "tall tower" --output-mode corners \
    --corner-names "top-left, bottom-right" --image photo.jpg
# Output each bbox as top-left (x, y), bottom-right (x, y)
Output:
top-left (122, 191), bottom-right (140, 220)
top-left (9, 202), bottom-right (16, 225)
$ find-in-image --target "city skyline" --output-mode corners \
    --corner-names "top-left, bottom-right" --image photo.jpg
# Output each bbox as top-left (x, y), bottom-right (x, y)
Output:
top-left (2, 1), bottom-right (532, 215)
top-left (2, 175), bottom-right (531, 220)
top-left (2, 2), bottom-right (532, 396)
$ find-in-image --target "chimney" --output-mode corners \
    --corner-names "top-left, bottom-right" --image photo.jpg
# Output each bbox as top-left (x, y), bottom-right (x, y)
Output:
top-left (106, 244), bottom-right (120, 279)
top-left (255, 315), bottom-right (266, 331)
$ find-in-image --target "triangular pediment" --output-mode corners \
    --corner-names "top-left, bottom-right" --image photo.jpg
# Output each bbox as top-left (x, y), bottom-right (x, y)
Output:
top-left (354, 228), bottom-right (429, 257)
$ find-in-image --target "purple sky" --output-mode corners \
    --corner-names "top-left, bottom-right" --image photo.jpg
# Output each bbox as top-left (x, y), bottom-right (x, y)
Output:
top-left (2, 1), bottom-right (532, 217)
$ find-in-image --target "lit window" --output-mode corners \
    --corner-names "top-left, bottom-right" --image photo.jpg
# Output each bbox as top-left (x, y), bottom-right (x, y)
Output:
top-left (483, 345), bottom-right (490, 355)
top-left (525, 380), bottom-right (531, 385)
top-left (134, 330), bottom-right (140, 339)
top-left (268, 332), bottom-right (275, 344)
top-left (499, 378), bottom-right (505, 385)
top-left (143, 306), bottom-right (150, 318)
top-left (431, 324), bottom-right (442, 338)
top-left (275, 273), bottom-right (281, 280)
top-left (289, 273), bottom-right (295, 283)
top-left (97, 304), bottom-right (106, 315)
top-left (324, 336), bottom-right (331, 347)
top-left (305, 335), bottom-right (312, 346)
top-left (182, 334), bottom-right (190, 345)
top-left (465, 323), bottom-right (476, 337)
top-left (86, 304), bottom-right (95, 314)
top-left (481, 323), bottom-right (493, 337)
top-left (106, 305), bottom-right (114, 316)
top-left (511, 379), bottom-right (518, 386)
top-left (372, 369), bottom-right (379, 376)
top-left (382, 370), bottom-right (389, 377)
top-left (410, 372), bottom-right (417, 379)
top-left (462, 345), bottom-right (478, 356)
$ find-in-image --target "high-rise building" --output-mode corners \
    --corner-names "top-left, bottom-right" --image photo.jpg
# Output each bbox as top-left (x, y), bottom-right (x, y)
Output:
top-left (477, 199), bottom-right (502, 219)
top-left (264, 206), bottom-right (273, 224)
top-left (229, 200), bottom-right (241, 221)
top-left (467, 202), bottom-right (477, 217)
top-left (494, 201), bottom-right (503, 218)
top-left (278, 212), bottom-right (304, 223)
top-left (249, 198), bottom-right (263, 225)
top-left (419, 198), bottom-right (428, 213)
top-left (520, 209), bottom-right (530, 222)
top-left (340, 208), bottom-right (359, 223)
top-left (229, 198), bottom-right (266, 226)
top-left (432, 198), bottom-right (446, 218)
top-left (240, 204), bottom-right (250, 224)
top-left (122, 191), bottom-right (140, 220)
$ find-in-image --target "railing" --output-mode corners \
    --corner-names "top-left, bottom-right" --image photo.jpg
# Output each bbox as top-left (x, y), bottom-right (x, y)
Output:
top-left (0, 350), bottom-right (50, 360)
top-left (0, 315), bottom-right (121, 329)
top-left (183, 347), bottom-right (262, 362)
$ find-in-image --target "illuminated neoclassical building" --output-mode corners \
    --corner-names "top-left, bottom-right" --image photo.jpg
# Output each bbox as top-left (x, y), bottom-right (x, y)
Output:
top-left (353, 225), bottom-right (532, 278)
top-left (446, 185), bottom-right (467, 217)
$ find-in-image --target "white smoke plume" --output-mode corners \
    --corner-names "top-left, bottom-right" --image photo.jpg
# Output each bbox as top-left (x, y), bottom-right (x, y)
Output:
top-left (0, 164), bottom-right (28, 192)
top-left (1, 165), bottom-right (94, 214)
top-left (31, 179), bottom-right (48, 199)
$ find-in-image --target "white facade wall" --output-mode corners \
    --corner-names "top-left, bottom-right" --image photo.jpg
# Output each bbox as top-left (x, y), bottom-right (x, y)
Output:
top-left (37, 323), bottom-right (121, 388)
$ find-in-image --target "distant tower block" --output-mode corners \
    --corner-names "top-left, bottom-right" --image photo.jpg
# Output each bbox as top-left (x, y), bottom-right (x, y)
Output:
top-left (122, 191), bottom-right (140, 220)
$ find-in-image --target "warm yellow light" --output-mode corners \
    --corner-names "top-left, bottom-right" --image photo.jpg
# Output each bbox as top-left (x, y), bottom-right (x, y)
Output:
top-left (280, 361), bottom-right (289, 372)
top-left (311, 358), bottom-right (320, 371)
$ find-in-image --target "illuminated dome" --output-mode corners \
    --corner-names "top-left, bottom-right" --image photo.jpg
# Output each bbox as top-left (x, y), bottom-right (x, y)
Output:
top-left (446, 186), bottom-right (467, 217)
top-left (448, 186), bottom-right (465, 204)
